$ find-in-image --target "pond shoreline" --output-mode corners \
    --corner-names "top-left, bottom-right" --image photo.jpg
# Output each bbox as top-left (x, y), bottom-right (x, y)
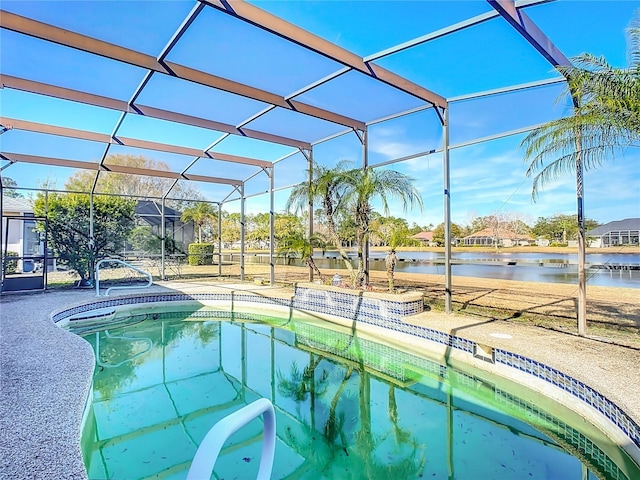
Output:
top-left (379, 245), bottom-right (640, 254)
top-left (237, 245), bottom-right (640, 256)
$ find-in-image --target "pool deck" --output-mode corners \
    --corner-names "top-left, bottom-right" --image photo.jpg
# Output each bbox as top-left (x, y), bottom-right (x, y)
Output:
top-left (1, 279), bottom-right (639, 479)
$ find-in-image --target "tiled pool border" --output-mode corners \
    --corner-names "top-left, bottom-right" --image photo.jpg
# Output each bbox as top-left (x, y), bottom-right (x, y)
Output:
top-left (52, 288), bottom-right (640, 454)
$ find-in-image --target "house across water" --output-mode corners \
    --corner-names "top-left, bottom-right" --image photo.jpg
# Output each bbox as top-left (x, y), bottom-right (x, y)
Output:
top-left (588, 218), bottom-right (640, 247)
top-left (462, 227), bottom-right (535, 247)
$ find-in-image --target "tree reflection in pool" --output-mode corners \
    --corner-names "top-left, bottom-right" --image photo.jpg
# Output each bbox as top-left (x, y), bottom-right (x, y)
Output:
top-left (73, 308), bottom-right (639, 480)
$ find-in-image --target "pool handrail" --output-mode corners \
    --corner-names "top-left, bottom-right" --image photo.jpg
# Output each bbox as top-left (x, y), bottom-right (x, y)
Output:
top-left (95, 258), bottom-right (153, 297)
top-left (187, 398), bottom-right (276, 480)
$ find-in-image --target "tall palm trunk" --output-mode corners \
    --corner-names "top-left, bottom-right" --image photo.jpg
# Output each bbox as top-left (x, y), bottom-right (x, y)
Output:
top-left (354, 203), bottom-right (369, 287)
top-left (306, 257), bottom-right (324, 282)
top-left (324, 199), bottom-right (356, 282)
top-left (355, 229), bottom-right (366, 287)
top-left (325, 366), bottom-right (354, 442)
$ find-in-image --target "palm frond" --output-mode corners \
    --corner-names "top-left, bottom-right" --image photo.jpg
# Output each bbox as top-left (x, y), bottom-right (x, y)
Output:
top-left (522, 16), bottom-right (640, 200)
top-left (627, 10), bottom-right (640, 70)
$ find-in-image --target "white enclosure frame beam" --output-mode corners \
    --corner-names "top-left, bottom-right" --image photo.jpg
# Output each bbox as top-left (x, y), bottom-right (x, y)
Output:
top-left (0, 151), bottom-right (243, 186)
top-left (364, 0), bottom-right (552, 64)
top-left (203, 0), bottom-right (447, 109)
top-left (0, 10), bottom-right (365, 130)
top-left (0, 117), bottom-right (271, 168)
top-left (0, 74), bottom-right (311, 149)
top-left (487, 0), bottom-right (572, 67)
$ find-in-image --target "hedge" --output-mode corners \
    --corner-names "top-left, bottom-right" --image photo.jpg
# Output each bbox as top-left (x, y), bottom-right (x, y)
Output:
top-left (188, 243), bottom-right (215, 266)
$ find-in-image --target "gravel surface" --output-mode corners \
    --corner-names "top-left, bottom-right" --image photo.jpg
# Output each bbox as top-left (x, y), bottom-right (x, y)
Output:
top-left (1, 289), bottom-right (95, 479)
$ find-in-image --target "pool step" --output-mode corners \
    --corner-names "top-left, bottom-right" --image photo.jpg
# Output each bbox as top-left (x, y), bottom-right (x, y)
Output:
top-left (67, 307), bottom-right (117, 323)
top-left (66, 313), bottom-right (148, 335)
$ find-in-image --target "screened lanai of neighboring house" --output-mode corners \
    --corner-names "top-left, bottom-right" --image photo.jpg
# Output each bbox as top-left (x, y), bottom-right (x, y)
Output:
top-left (588, 218), bottom-right (640, 247)
top-left (1, 1), bottom-right (638, 318)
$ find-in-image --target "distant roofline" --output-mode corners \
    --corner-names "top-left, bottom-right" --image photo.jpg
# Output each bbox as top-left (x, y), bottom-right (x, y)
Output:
top-left (588, 218), bottom-right (640, 236)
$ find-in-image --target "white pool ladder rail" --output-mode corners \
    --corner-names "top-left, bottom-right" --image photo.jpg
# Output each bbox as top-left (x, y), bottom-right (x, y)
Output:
top-left (187, 398), bottom-right (276, 480)
top-left (95, 258), bottom-right (153, 297)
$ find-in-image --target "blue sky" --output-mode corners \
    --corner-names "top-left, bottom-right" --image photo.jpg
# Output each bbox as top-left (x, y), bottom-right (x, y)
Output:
top-left (1, 0), bottom-right (638, 229)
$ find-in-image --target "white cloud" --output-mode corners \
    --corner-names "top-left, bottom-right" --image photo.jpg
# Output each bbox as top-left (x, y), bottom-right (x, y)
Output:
top-left (370, 141), bottom-right (423, 160)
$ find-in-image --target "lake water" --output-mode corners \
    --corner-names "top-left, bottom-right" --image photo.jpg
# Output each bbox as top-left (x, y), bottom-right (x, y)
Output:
top-left (236, 251), bottom-right (640, 289)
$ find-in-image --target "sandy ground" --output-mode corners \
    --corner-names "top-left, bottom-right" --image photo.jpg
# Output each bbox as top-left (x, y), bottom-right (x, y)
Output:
top-left (395, 245), bottom-right (640, 255)
top-left (235, 264), bottom-right (640, 346)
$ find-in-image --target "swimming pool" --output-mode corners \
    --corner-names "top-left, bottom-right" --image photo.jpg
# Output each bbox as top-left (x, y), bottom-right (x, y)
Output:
top-left (68, 305), bottom-right (639, 480)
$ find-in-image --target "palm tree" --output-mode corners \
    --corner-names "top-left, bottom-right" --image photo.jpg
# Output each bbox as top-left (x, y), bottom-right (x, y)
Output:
top-left (521, 11), bottom-right (639, 335)
top-left (522, 11), bottom-right (639, 195)
top-left (287, 163), bottom-right (423, 288)
top-left (181, 202), bottom-right (216, 243)
top-left (286, 161), bottom-right (357, 280)
top-left (341, 167), bottom-right (423, 287)
top-left (276, 358), bottom-right (329, 402)
top-left (277, 232), bottom-right (328, 282)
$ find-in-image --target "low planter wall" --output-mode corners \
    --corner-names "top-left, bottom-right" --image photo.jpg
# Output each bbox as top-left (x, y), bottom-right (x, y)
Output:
top-left (292, 282), bottom-right (424, 323)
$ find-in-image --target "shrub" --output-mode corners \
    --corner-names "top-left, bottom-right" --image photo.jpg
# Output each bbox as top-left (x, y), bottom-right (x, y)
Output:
top-left (188, 243), bottom-right (215, 266)
top-left (4, 251), bottom-right (19, 274)
top-left (549, 242), bottom-right (569, 247)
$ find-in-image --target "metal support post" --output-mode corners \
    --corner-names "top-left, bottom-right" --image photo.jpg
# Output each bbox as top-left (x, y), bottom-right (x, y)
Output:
top-left (304, 148), bottom-right (314, 282)
top-left (218, 203), bottom-right (222, 277)
top-left (240, 184), bottom-right (245, 282)
top-left (361, 127), bottom-right (370, 285)
top-left (161, 198), bottom-right (166, 281)
top-left (443, 107), bottom-right (452, 313)
top-left (89, 191), bottom-right (95, 285)
top-left (269, 167), bottom-right (275, 285)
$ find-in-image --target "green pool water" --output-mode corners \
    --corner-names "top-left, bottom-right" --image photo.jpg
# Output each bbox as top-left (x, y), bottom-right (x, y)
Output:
top-left (74, 307), bottom-right (639, 480)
